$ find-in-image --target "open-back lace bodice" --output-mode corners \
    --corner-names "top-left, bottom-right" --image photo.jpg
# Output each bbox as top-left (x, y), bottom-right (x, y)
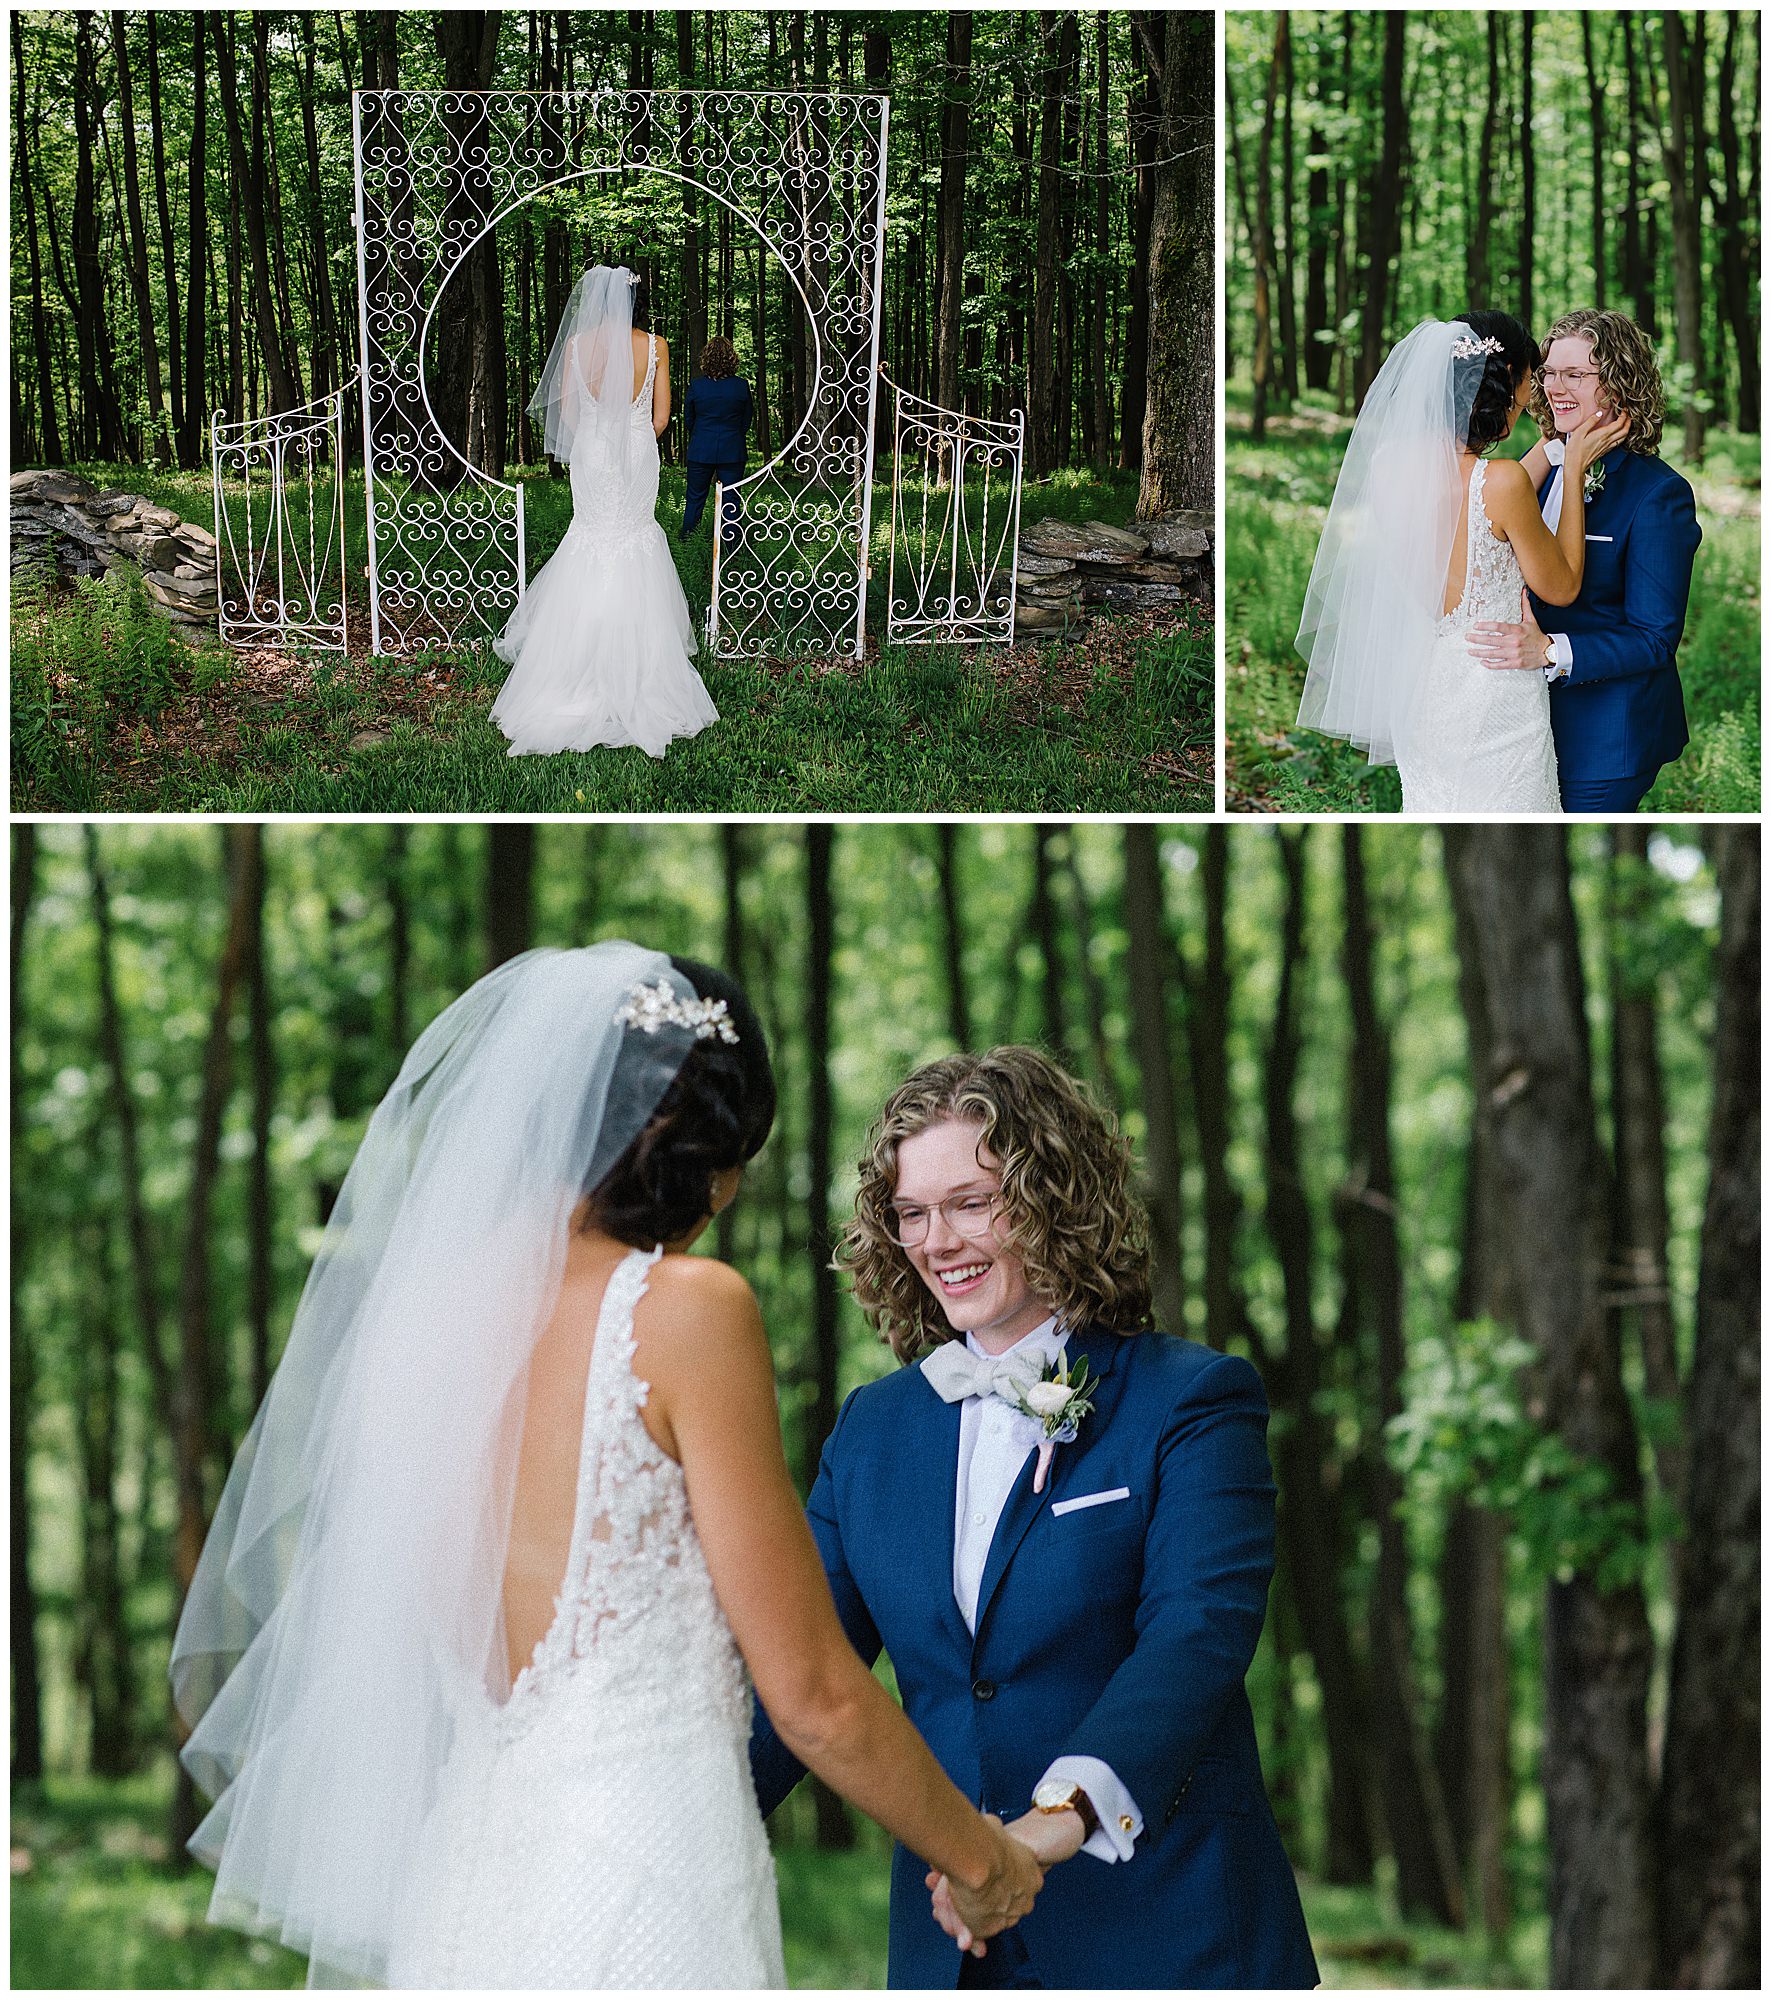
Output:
top-left (1399, 458), bottom-right (1562, 814)
top-left (387, 1247), bottom-right (783, 1988)
top-left (500, 1245), bottom-right (748, 1743)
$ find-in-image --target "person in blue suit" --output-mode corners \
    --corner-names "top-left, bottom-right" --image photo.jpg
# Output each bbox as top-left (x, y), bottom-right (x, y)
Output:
top-left (682, 335), bottom-right (754, 544)
top-left (751, 1047), bottom-right (1318, 1990)
top-left (1469, 309), bottom-right (1702, 812)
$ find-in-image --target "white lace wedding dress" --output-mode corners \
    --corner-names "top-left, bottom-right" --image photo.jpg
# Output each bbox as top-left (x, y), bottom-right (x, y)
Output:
top-left (387, 1247), bottom-right (784, 1988)
top-left (491, 334), bottom-right (719, 759)
top-left (1399, 458), bottom-right (1562, 812)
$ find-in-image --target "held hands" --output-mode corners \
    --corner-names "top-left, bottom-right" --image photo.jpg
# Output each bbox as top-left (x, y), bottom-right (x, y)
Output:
top-left (1562, 406), bottom-right (1630, 474)
top-left (924, 1813), bottom-right (1052, 1957)
top-left (926, 1809), bottom-right (1084, 1956)
top-left (1469, 587), bottom-right (1550, 672)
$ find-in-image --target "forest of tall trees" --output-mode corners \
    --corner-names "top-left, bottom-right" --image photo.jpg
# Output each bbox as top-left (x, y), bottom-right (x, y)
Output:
top-left (11, 821), bottom-right (1759, 1988)
top-left (11, 9), bottom-right (1199, 492)
top-left (1227, 10), bottom-right (1762, 454)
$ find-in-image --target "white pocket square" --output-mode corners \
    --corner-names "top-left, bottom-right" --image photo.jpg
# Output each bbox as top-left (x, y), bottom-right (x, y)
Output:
top-left (1051, 1486), bottom-right (1131, 1517)
top-left (1585, 534), bottom-right (1614, 542)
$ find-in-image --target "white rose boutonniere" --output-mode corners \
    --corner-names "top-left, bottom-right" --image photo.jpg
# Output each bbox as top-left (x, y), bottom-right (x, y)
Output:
top-left (1009, 1355), bottom-right (1100, 1493)
top-left (1583, 458), bottom-right (1607, 503)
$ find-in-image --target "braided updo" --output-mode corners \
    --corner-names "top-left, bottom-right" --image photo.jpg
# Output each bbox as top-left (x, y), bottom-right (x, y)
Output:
top-left (586, 956), bottom-right (775, 1246)
top-left (1455, 309), bottom-right (1538, 453)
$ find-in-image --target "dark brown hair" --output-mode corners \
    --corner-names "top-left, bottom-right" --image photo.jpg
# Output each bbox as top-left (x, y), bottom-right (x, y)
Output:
top-left (699, 336), bottom-right (739, 381)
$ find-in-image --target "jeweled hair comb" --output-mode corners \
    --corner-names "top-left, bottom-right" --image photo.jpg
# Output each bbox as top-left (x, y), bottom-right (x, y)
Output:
top-left (1451, 334), bottom-right (1505, 360)
top-left (615, 977), bottom-right (739, 1043)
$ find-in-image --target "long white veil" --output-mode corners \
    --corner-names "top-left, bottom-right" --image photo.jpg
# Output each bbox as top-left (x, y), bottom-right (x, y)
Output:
top-left (1294, 319), bottom-right (1486, 765)
top-left (527, 264), bottom-right (639, 475)
top-left (170, 942), bottom-right (709, 1986)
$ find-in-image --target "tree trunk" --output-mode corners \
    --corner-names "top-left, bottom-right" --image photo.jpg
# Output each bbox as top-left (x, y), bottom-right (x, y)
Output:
top-left (78, 1214), bottom-right (135, 1775)
top-left (1276, 15), bottom-right (1299, 403)
top-left (934, 825), bottom-right (972, 1050)
top-left (1654, 829), bottom-right (1759, 1990)
top-left (1712, 14), bottom-right (1760, 433)
top-left (10, 828), bottom-right (44, 1784)
top-left (1248, 22), bottom-right (1281, 441)
top-left (171, 829), bottom-right (257, 1857)
top-left (803, 824), bottom-right (854, 1852)
top-left (1468, 15), bottom-right (1501, 302)
top-left (1608, 830), bottom-right (1684, 1573)
top-left (1341, 829), bottom-right (1464, 1927)
top-left (179, 9), bottom-right (208, 469)
top-left (1118, 22), bottom-right (1155, 469)
top-left (1262, 829), bottom-right (1376, 1885)
top-left (1582, 17), bottom-right (1607, 303)
top-left (1518, 15), bottom-right (1535, 329)
top-left (145, 12), bottom-right (184, 445)
top-left (1029, 15), bottom-right (1069, 476)
top-left (1136, 10), bottom-right (1213, 513)
top-left (11, 15), bottom-right (62, 463)
top-left (1659, 12), bottom-right (1706, 462)
top-left (72, 13), bottom-right (126, 455)
top-left (717, 825), bottom-right (747, 1266)
top-left (1355, 14), bottom-right (1406, 405)
top-left (676, 13), bottom-right (706, 369)
top-left (1438, 872), bottom-right (1517, 1943)
top-left (485, 824), bottom-right (536, 972)
top-left (1444, 827), bottom-right (1656, 1988)
top-left (1121, 827), bottom-right (1186, 1338)
top-left (1184, 830), bottom-right (1240, 1352)
top-left (1091, 12), bottom-right (1112, 466)
top-left (1302, 22), bottom-right (1332, 393)
top-left (1029, 827), bottom-right (1069, 1063)
top-left (215, 11), bottom-right (301, 415)
top-left (87, 830), bottom-right (173, 1431)
top-left (298, 13), bottom-right (341, 407)
top-left (935, 12), bottom-right (973, 415)
top-left (242, 830), bottom-right (274, 1407)
top-left (111, 11), bottom-right (173, 462)
top-left (434, 12), bottom-right (507, 477)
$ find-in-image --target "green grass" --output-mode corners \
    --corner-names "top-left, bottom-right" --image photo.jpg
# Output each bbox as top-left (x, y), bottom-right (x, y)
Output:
top-left (14, 1772), bottom-right (1546, 1989)
top-left (13, 463), bottom-right (1209, 813)
top-left (1224, 384), bottom-right (1761, 813)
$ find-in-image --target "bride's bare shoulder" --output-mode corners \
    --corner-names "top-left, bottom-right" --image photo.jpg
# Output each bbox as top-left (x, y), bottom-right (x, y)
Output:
top-left (640, 1254), bottom-right (761, 1349)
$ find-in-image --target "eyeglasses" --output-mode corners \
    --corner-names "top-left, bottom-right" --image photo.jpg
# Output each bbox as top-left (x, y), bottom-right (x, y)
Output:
top-left (887, 1190), bottom-right (1003, 1248)
top-left (1538, 369), bottom-right (1601, 387)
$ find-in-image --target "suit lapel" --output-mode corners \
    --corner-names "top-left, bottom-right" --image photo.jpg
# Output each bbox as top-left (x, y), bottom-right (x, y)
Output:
top-left (906, 1362), bottom-right (972, 1651)
top-left (969, 1329), bottom-right (1134, 1651)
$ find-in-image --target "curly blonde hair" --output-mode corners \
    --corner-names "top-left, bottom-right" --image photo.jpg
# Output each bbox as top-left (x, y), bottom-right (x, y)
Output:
top-left (1529, 309), bottom-right (1667, 456)
top-left (836, 1047), bottom-right (1155, 1363)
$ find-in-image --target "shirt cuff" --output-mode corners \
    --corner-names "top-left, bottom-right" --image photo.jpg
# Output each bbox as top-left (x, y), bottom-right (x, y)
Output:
top-left (1037, 1756), bottom-right (1143, 1863)
top-left (1543, 632), bottom-right (1574, 683)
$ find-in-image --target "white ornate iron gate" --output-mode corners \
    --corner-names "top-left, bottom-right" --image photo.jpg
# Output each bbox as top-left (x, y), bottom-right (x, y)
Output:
top-left (884, 380), bottom-right (1024, 646)
top-left (352, 86), bottom-right (889, 661)
top-left (210, 382), bottom-right (352, 651)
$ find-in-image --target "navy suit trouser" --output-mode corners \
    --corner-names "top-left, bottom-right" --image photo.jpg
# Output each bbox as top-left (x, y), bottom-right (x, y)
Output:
top-left (683, 457), bottom-right (745, 536)
top-left (1559, 768), bottom-right (1661, 813)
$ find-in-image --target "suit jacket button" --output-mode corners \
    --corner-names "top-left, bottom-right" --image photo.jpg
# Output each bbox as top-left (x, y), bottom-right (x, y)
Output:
top-left (971, 1678), bottom-right (996, 1701)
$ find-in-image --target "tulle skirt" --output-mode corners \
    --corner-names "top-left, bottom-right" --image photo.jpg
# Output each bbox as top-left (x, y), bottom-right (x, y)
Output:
top-left (490, 517), bottom-right (717, 759)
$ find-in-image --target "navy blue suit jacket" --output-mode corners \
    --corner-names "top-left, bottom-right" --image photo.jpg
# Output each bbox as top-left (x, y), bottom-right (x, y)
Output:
top-left (684, 374), bottom-right (754, 466)
top-left (1530, 447), bottom-right (1701, 784)
top-left (750, 1330), bottom-right (1318, 1990)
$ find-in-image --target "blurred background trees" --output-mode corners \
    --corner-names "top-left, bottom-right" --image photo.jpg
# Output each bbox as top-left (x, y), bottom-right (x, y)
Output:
top-left (11, 821), bottom-right (1758, 1988)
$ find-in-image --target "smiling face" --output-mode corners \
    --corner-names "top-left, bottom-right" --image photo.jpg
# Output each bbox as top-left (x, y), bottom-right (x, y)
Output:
top-left (1541, 334), bottom-right (1605, 436)
top-left (890, 1117), bottom-right (1050, 1353)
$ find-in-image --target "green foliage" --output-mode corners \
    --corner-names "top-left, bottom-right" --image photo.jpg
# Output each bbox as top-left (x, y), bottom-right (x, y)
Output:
top-left (1387, 1321), bottom-right (1665, 1595)
top-left (10, 561), bottom-right (202, 811)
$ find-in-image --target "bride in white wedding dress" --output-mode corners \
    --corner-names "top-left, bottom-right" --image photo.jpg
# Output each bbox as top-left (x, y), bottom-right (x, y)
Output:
top-left (492, 267), bottom-right (718, 759)
top-left (1294, 311), bottom-right (1626, 812)
top-left (171, 946), bottom-right (1042, 1989)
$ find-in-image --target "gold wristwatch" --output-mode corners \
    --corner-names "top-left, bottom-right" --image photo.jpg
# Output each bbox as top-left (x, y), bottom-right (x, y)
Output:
top-left (1031, 1778), bottom-right (1099, 1840)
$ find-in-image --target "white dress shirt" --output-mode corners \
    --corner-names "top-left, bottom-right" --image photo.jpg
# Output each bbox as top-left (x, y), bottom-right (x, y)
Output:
top-left (1539, 441), bottom-right (1575, 680)
top-left (953, 1318), bottom-right (1142, 1862)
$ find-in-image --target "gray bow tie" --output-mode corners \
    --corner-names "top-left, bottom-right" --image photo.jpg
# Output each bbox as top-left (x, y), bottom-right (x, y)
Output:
top-left (920, 1343), bottom-right (1045, 1407)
